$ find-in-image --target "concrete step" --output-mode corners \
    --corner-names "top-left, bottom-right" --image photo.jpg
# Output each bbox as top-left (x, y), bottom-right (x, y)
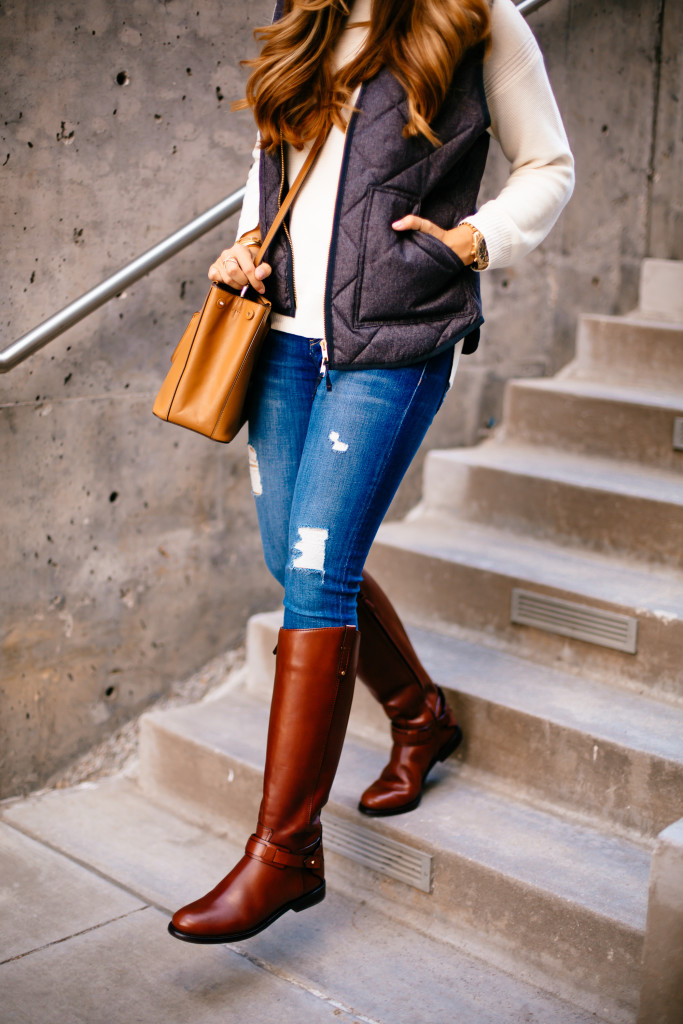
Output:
top-left (421, 443), bottom-right (683, 567)
top-left (637, 258), bottom-right (683, 322)
top-left (365, 515), bottom-right (683, 702)
top-left (565, 315), bottom-right (683, 391)
top-left (502, 377), bottom-right (683, 470)
top-left (137, 691), bottom-right (650, 1022)
top-left (245, 611), bottom-right (683, 839)
top-left (0, 776), bottom-right (611, 1024)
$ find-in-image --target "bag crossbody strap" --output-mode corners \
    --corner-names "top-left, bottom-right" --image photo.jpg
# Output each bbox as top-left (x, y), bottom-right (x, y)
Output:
top-left (254, 129), bottom-right (328, 269)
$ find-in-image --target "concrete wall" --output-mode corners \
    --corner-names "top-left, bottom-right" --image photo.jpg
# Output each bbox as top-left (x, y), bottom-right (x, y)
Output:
top-left (0, 0), bottom-right (680, 795)
top-left (0, 0), bottom-right (278, 797)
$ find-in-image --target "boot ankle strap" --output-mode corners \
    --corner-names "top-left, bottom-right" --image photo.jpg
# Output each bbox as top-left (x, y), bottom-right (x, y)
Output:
top-left (391, 687), bottom-right (450, 745)
top-left (245, 834), bottom-right (323, 871)
top-left (391, 721), bottom-right (440, 746)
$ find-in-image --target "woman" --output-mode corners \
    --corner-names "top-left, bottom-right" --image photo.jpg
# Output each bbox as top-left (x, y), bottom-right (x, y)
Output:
top-left (169, 0), bottom-right (574, 944)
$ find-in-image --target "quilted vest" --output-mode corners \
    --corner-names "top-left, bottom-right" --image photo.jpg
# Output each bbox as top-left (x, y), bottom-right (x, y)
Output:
top-left (259, 3), bottom-right (490, 368)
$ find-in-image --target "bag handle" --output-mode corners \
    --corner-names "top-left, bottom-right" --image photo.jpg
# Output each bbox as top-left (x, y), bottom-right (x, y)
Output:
top-left (253, 130), bottom-right (329, 269)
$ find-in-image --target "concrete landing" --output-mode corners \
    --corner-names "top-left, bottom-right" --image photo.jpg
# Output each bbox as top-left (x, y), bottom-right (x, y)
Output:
top-left (0, 776), bottom-right (604, 1024)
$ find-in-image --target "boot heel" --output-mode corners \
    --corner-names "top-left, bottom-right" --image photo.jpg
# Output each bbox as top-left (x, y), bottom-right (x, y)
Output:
top-left (438, 724), bottom-right (463, 763)
top-left (293, 880), bottom-right (326, 912)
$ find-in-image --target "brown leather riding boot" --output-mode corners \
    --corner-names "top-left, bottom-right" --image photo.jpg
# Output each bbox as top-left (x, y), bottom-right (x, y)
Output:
top-left (168, 625), bottom-right (359, 944)
top-left (356, 572), bottom-right (462, 816)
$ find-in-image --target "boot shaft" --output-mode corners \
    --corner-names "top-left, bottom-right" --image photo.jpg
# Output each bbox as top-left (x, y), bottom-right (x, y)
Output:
top-left (357, 571), bottom-right (438, 722)
top-left (258, 625), bottom-right (359, 849)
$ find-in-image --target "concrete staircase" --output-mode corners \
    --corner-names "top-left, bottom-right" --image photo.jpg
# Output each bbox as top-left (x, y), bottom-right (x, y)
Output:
top-left (137, 259), bottom-right (683, 1024)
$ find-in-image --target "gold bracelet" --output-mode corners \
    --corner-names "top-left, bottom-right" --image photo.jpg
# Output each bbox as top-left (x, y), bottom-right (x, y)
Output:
top-left (238, 235), bottom-right (262, 249)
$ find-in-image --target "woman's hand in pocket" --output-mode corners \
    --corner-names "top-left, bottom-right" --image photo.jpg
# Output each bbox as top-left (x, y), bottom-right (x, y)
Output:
top-left (392, 216), bottom-right (475, 265)
top-left (208, 244), bottom-right (272, 294)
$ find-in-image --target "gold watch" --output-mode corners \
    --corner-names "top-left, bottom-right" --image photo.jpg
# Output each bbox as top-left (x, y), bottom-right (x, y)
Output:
top-left (460, 221), bottom-right (489, 271)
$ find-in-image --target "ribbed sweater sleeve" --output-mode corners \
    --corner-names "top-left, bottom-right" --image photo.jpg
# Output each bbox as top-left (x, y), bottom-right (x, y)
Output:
top-left (463, 0), bottom-right (575, 269)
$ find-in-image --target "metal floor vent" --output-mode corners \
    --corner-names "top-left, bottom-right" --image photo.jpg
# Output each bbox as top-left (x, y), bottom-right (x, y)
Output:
top-left (323, 813), bottom-right (433, 893)
top-left (511, 588), bottom-right (638, 654)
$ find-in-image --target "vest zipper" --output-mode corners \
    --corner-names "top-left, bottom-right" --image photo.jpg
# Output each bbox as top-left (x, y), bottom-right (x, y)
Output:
top-left (279, 136), bottom-right (298, 308)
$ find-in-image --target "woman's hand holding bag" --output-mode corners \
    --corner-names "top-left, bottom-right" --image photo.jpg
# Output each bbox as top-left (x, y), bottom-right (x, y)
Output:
top-left (209, 241), bottom-right (272, 294)
top-left (152, 130), bottom-right (327, 443)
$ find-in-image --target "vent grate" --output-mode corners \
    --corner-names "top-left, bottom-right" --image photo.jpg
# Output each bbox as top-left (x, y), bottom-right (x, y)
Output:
top-left (511, 588), bottom-right (638, 654)
top-left (322, 813), bottom-right (433, 893)
top-left (674, 417), bottom-right (683, 452)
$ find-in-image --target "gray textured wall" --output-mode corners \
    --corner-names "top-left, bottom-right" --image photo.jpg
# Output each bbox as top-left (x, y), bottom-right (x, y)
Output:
top-left (0, 0), bottom-right (278, 796)
top-left (1, 0), bottom-right (680, 796)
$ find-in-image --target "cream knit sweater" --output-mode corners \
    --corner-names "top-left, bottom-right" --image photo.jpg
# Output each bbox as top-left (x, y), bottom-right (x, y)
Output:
top-left (236, 0), bottom-right (574, 340)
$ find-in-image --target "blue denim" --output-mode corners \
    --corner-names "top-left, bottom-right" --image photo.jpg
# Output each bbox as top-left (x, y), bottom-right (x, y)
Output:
top-left (246, 329), bottom-right (454, 630)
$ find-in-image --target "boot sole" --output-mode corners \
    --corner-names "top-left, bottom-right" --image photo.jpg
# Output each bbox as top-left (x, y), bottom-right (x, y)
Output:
top-left (357, 724), bottom-right (463, 818)
top-left (167, 880), bottom-right (326, 944)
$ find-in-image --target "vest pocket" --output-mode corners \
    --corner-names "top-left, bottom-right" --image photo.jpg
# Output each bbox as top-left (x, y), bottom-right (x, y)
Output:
top-left (355, 185), bottom-right (470, 326)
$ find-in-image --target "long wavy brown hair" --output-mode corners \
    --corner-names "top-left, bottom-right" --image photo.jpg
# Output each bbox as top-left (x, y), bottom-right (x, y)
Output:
top-left (234, 0), bottom-right (491, 152)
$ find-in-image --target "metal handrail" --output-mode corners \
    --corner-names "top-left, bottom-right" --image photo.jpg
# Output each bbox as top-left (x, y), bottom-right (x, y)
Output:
top-left (0, 0), bottom-right (552, 374)
top-left (516, 0), bottom-right (552, 13)
top-left (0, 188), bottom-right (245, 373)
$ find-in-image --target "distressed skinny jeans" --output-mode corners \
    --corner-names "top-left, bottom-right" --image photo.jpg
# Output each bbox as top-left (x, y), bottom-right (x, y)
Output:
top-left (246, 329), bottom-right (461, 630)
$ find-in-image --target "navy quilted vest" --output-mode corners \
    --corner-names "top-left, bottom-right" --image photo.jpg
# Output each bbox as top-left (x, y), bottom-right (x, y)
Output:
top-left (260, 2), bottom-right (490, 367)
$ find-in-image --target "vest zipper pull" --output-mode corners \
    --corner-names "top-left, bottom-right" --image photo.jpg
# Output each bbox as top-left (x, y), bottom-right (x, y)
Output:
top-left (319, 338), bottom-right (332, 391)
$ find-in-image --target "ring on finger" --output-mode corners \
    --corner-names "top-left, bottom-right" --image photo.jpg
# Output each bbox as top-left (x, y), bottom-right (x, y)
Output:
top-left (222, 256), bottom-right (239, 267)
